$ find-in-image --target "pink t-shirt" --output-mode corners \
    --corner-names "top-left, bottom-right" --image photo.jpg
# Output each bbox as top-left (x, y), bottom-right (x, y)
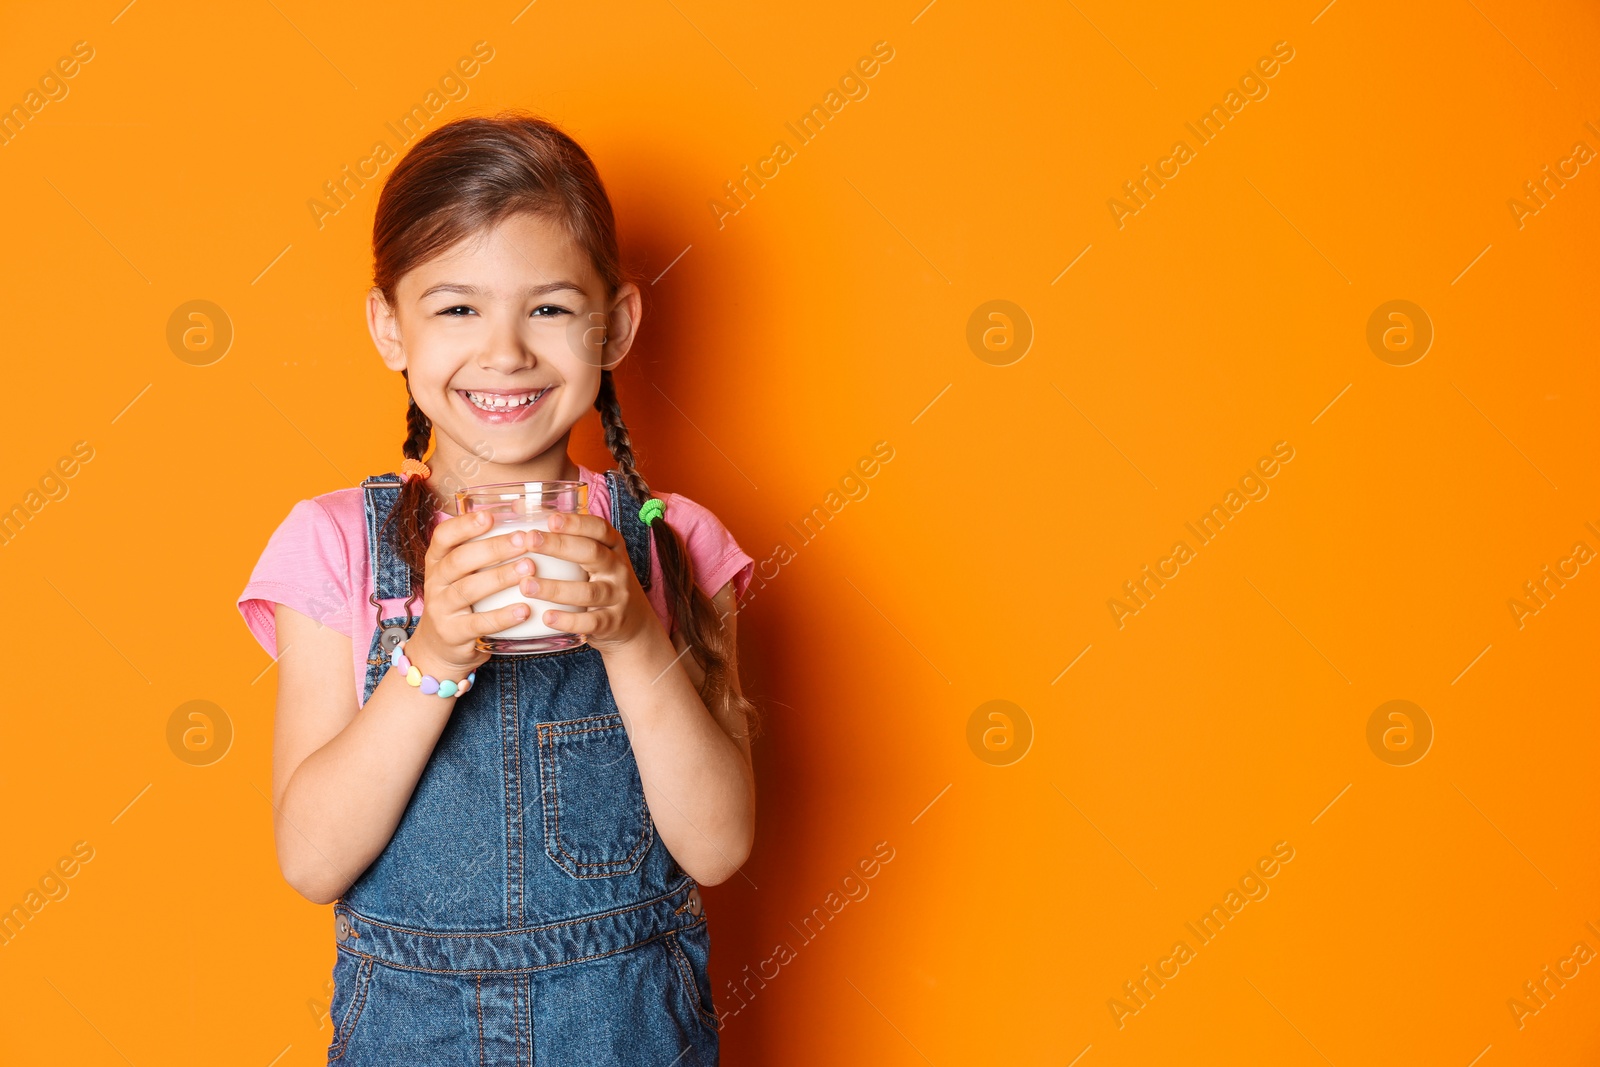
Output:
top-left (237, 463), bottom-right (755, 706)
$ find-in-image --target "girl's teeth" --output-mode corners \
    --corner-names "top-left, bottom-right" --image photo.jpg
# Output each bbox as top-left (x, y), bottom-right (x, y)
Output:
top-left (466, 389), bottom-right (545, 410)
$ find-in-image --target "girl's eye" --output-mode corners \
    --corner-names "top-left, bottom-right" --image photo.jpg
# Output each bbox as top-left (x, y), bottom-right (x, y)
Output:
top-left (437, 304), bottom-right (570, 317)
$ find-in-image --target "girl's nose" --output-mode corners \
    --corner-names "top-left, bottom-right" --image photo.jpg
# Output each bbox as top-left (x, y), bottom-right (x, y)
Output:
top-left (479, 317), bottom-right (538, 372)
top-left (480, 338), bottom-right (536, 373)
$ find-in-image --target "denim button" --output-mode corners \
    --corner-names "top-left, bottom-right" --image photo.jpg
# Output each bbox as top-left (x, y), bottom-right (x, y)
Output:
top-left (380, 626), bottom-right (409, 654)
top-left (686, 885), bottom-right (702, 917)
top-left (336, 914), bottom-right (351, 942)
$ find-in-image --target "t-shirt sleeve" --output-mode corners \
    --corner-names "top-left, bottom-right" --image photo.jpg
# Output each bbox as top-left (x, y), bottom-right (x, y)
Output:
top-left (236, 497), bottom-right (354, 658)
top-left (664, 491), bottom-right (756, 607)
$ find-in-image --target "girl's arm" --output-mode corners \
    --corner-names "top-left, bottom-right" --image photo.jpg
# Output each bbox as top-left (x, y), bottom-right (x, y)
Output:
top-left (600, 580), bottom-right (756, 886)
top-left (268, 513), bottom-right (531, 904)
top-left (271, 579), bottom-right (753, 898)
top-left (268, 603), bottom-right (464, 905)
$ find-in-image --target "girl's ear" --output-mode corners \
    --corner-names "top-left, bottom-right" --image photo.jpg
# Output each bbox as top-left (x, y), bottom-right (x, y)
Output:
top-left (598, 281), bottom-right (643, 371)
top-left (367, 286), bottom-right (407, 371)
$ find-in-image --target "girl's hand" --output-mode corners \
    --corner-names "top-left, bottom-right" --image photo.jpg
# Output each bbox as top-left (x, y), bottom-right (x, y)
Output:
top-left (405, 511), bottom-right (540, 679)
top-left (519, 510), bottom-right (656, 654)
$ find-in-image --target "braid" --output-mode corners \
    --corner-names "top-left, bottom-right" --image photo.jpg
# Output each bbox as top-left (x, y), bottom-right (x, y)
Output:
top-left (595, 369), bottom-right (761, 740)
top-left (594, 369), bottom-right (650, 503)
top-left (402, 378), bottom-right (432, 464)
top-left (380, 370), bottom-right (439, 624)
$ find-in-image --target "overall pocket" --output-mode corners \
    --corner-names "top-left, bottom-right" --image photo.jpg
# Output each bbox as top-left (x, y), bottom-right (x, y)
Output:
top-left (327, 951), bottom-right (375, 1062)
top-left (664, 923), bottom-right (721, 1031)
top-left (537, 713), bottom-right (654, 878)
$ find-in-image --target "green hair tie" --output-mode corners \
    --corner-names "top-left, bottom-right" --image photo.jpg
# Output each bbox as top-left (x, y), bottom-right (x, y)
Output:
top-left (638, 498), bottom-right (666, 526)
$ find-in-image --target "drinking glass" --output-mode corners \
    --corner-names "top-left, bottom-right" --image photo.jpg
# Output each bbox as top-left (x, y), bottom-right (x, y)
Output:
top-left (455, 480), bottom-right (590, 655)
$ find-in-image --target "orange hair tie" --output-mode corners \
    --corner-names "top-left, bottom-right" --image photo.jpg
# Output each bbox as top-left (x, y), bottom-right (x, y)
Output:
top-left (399, 457), bottom-right (432, 482)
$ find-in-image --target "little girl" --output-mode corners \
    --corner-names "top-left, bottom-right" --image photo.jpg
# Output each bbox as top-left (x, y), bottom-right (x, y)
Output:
top-left (235, 112), bottom-right (758, 1066)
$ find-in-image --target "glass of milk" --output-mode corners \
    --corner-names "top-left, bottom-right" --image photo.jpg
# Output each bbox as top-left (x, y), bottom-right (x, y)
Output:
top-left (455, 479), bottom-right (590, 655)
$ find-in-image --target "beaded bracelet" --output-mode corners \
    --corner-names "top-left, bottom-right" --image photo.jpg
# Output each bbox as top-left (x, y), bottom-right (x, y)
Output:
top-left (390, 638), bottom-right (475, 698)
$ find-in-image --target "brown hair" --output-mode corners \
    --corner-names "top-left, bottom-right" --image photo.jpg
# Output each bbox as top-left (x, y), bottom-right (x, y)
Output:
top-left (371, 111), bottom-right (757, 739)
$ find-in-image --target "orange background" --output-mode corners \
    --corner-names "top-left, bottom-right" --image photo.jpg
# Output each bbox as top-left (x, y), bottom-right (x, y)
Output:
top-left (2, 1), bottom-right (1598, 1063)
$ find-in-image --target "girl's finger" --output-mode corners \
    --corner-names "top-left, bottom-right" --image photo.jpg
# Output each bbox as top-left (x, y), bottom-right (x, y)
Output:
top-left (519, 575), bottom-right (607, 607)
top-left (426, 511), bottom-right (500, 570)
top-left (545, 512), bottom-right (622, 549)
top-left (539, 607), bottom-right (600, 634)
top-left (435, 528), bottom-right (537, 587)
top-left (454, 556), bottom-right (539, 607)
top-left (524, 528), bottom-right (608, 566)
top-left (464, 601), bottom-right (533, 638)
top-left (433, 598), bottom-right (530, 646)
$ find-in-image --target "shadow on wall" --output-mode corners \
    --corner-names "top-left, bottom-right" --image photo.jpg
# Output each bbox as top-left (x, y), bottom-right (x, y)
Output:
top-left (577, 142), bottom-right (802, 1063)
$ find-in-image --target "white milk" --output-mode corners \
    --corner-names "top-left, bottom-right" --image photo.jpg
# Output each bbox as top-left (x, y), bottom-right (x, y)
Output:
top-left (466, 513), bottom-right (589, 639)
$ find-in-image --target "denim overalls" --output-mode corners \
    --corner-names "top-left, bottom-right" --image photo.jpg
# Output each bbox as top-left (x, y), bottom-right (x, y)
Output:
top-left (325, 469), bottom-right (720, 1066)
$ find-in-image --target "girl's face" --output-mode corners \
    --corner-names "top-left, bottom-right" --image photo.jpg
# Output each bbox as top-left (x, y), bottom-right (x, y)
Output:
top-left (367, 210), bottom-right (641, 489)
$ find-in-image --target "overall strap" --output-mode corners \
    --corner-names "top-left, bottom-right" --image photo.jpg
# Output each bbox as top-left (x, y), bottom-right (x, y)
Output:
top-left (360, 472), bottom-right (417, 622)
top-left (605, 468), bottom-right (654, 593)
top-left (356, 472), bottom-right (420, 706)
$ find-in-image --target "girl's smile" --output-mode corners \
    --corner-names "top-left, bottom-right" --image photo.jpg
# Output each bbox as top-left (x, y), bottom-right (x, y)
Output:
top-left (458, 385), bottom-right (555, 423)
